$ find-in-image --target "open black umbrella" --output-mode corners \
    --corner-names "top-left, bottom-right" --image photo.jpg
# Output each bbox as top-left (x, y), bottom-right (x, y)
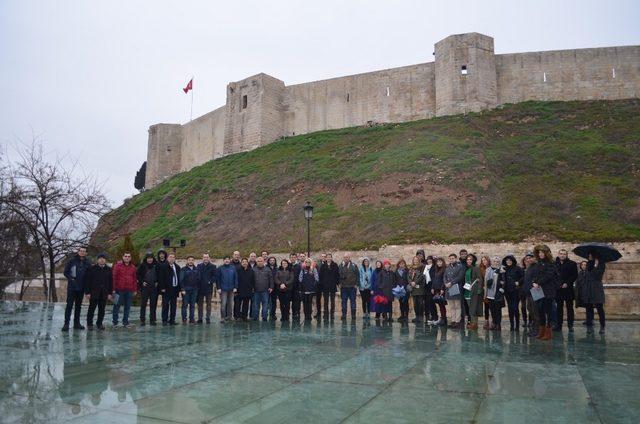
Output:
top-left (572, 243), bottom-right (622, 263)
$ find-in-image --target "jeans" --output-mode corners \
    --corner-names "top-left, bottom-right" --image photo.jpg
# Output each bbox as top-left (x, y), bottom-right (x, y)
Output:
top-left (112, 290), bottom-right (133, 325)
top-left (341, 287), bottom-right (356, 316)
top-left (360, 289), bottom-right (371, 314)
top-left (585, 303), bottom-right (605, 328)
top-left (315, 291), bottom-right (322, 317)
top-left (399, 296), bottom-right (410, 319)
top-left (220, 290), bottom-right (234, 320)
top-left (64, 290), bottom-right (84, 326)
top-left (426, 291), bottom-right (438, 321)
top-left (197, 291), bottom-right (212, 321)
top-left (556, 298), bottom-right (574, 328)
top-left (252, 291), bottom-right (270, 320)
top-left (161, 287), bottom-right (178, 323)
top-left (278, 291), bottom-right (291, 320)
top-left (519, 292), bottom-right (528, 324)
top-left (87, 296), bottom-right (106, 327)
top-left (448, 296), bottom-right (462, 323)
top-left (291, 290), bottom-right (301, 317)
top-left (140, 286), bottom-right (158, 323)
top-left (181, 289), bottom-right (198, 321)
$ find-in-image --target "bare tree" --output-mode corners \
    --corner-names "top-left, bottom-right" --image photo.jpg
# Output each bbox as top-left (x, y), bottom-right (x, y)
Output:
top-left (0, 139), bottom-right (111, 301)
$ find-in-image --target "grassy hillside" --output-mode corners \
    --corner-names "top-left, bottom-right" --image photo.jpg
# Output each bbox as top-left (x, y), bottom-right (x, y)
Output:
top-left (93, 99), bottom-right (640, 256)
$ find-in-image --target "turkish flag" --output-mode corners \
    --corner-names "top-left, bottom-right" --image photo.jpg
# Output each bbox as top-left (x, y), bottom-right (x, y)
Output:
top-left (183, 78), bottom-right (193, 93)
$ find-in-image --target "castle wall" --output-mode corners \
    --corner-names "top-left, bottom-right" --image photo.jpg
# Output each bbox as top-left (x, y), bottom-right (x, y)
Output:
top-left (496, 46), bottom-right (640, 104)
top-left (284, 63), bottom-right (435, 136)
top-left (146, 123), bottom-right (183, 187)
top-left (180, 105), bottom-right (226, 171)
top-left (144, 33), bottom-right (640, 189)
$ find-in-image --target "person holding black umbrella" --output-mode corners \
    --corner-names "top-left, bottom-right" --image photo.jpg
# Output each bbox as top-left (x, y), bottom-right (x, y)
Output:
top-left (578, 253), bottom-right (606, 334)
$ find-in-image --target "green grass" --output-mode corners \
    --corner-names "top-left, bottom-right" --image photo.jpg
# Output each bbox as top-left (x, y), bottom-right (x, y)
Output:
top-left (93, 99), bottom-right (640, 256)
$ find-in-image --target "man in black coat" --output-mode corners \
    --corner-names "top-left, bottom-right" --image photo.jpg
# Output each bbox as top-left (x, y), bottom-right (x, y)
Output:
top-left (158, 252), bottom-right (181, 325)
top-left (197, 253), bottom-right (217, 324)
top-left (62, 247), bottom-right (91, 331)
top-left (554, 249), bottom-right (578, 332)
top-left (84, 253), bottom-right (112, 330)
top-left (319, 253), bottom-right (340, 320)
top-left (137, 252), bottom-right (158, 326)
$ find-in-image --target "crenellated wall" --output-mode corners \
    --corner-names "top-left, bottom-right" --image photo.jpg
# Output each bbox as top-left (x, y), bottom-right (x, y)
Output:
top-left (145, 32), bottom-right (640, 188)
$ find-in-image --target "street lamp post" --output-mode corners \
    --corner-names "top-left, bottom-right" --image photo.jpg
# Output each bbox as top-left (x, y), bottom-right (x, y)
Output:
top-left (303, 201), bottom-right (314, 257)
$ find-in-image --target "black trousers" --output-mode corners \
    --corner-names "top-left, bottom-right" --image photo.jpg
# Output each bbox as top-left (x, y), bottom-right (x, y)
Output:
top-left (140, 287), bottom-right (158, 323)
top-left (303, 293), bottom-right (314, 320)
top-left (505, 291), bottom-right (520, 328)
top-left (160, 289), bottom-right (178, 323)
top-left (399, 297), bottom-right (410, 318)
top-left (585, 303), bottom-right (605, 327)
top-left (322, 292), bottom-right (336, 317)
top-left (87, 296), bottom-right (107, 327)
top-left (197, 291), bottom-right (212, 321)
top-left (360, 289), bottom-right (371, 314)
top-left (64, 290), bottom-right (84, 326)
top-left (413, 295), bottom-right (425, 321)
top-left (269, 290), bottom-right (278, 318)
top-left (292, 291), bottom-right (302, 317)
top-left (234, 295), bottom-right (251, 320)
top-left (537, 298), bottom-right (554, 326)
top-left (426, 291), bottom-right (438, 321)
top-left (489, 300), bottom-right (502, 326)
top-left (278, 291), bottom-right (291, 320)
top-left (556, 298), bottom-right (574, 327)
top-left (519, 293), bottom-right (528, 323)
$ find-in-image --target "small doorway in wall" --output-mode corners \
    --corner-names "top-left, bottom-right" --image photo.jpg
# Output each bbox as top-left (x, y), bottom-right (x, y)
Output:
top-left (461, 65), bottom-right (468, 75)
top-left (242, 95), bottom-right (248, 109)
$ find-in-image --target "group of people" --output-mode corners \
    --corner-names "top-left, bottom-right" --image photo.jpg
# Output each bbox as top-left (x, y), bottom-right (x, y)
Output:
top-left (61, 245), bottom-right (608, 338)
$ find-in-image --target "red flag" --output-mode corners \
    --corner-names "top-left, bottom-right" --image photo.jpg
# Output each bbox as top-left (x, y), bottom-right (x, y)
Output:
top-left (183, 78), bottom-right (193, 94)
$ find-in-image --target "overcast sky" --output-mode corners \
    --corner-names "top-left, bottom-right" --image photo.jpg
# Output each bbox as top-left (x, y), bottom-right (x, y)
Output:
top-left (1, 0), bottom-right (638, 207)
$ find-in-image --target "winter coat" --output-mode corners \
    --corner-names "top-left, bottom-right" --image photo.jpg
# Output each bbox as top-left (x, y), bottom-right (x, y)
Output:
top-left (112, 261), bottom-right (138, 292)
top-left (236, 266), bottom-right (254, 297)
top-left (578, 261), bottom-right (606, 305)
top-left (253, 265), bottom-right (274, 293)
top-left (339, 262), bottom-right (360, 289)
top-left (555, 258), bottom-right (578, 301)
top-left (375, 269), bottom-right (395, 300)
top-left (299, 268), bottom-right (319, 293)
top-left (359, 266), bottom-right (374, 290)
top-left (407, 267), bottom-right (426, 296)
top-left (276, 268), bottom-right (294, 292)
top-left (136, 261), bottom-right (158, 292)
top-left (84, 264), bottom-right (112, 299)
top-left (319, 261), bottom-right (340, 293)
top-left (63, 255), bottom-right (91, 292)
top-left (466, 266), bottom-right (484, 316)
top-left (197, 262), bottom-right (218, 295)
top-left (502, 264), bottom-right (524, 294)
top-left (444, 262), bottom-right (465, 299)
top-left (217, 264), bottom-right (238, 292)
top-left (395, 268), bottom-right (409, 290)
top-left (531, 260), bottom-right (558, 299)
top-left (180, 265), bottom-right (201, 291)
top-left (158, 262), bottom-right (180, 292)
top-left (523, 264), bottom-right (536, 295)
top-left (485, 267), bottom-right (504, 304)
top-left (431, 269), bottom-right (445, 291)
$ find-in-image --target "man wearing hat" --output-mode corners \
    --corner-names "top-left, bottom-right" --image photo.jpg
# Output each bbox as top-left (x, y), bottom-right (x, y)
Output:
top-left (84, 253), bottom-right (112, 330)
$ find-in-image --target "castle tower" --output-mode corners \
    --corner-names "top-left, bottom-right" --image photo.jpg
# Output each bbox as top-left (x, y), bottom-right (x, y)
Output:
top-left (145, 123), bottom-right (183, 188)
top-left (435, 33), bottom-right (498, 116)
top-left (223, 73), bottom-right (285, 155)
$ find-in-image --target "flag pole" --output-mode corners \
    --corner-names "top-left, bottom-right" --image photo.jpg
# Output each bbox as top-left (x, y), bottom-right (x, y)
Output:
top-left (190, 78), bottom-right (194, 122)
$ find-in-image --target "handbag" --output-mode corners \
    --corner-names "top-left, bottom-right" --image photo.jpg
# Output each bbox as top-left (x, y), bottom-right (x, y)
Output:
top-left (530, 286), bottom-right (545, 302)
top-left (447, 283), bottom-right (460, 297)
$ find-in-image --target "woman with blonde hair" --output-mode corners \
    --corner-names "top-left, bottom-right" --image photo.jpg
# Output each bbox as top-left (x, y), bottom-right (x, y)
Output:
top-left (479, 256), bottom-right (491, 329)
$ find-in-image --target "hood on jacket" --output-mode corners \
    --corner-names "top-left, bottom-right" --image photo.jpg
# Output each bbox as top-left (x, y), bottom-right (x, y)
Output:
top-left (502, 254), bottom-right (517, 267)
top-left (157, 249), bottom-right (168, 262)
top-left (361, 257), bottom-right (371, 268)
top-left (533, 244), bottom-right (553, 263)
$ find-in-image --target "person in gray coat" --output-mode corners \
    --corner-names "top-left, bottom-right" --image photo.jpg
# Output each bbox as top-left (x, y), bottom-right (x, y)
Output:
top-left (252, 257), bottom-right (274, 321)
top-left (444, 253), bottom-right (466, 329)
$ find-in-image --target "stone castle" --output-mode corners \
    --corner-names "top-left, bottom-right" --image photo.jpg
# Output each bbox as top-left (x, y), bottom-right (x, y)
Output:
top-left (145, 32), bottom-right (640, 188)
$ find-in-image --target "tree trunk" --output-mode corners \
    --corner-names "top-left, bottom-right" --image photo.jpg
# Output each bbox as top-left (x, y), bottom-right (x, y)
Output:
top-left (48, 254), bottom-right (58, 302)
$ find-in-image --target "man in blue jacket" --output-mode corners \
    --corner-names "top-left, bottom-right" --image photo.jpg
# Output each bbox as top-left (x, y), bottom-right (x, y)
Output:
top-left (62, 247), bottom-right (91, 332)
top-left (217, 256), bottom-right (238, 323)
top-left (180, 256), bottom-right (201, 324)
top-left (197, 253), bottom-right (217, 324)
